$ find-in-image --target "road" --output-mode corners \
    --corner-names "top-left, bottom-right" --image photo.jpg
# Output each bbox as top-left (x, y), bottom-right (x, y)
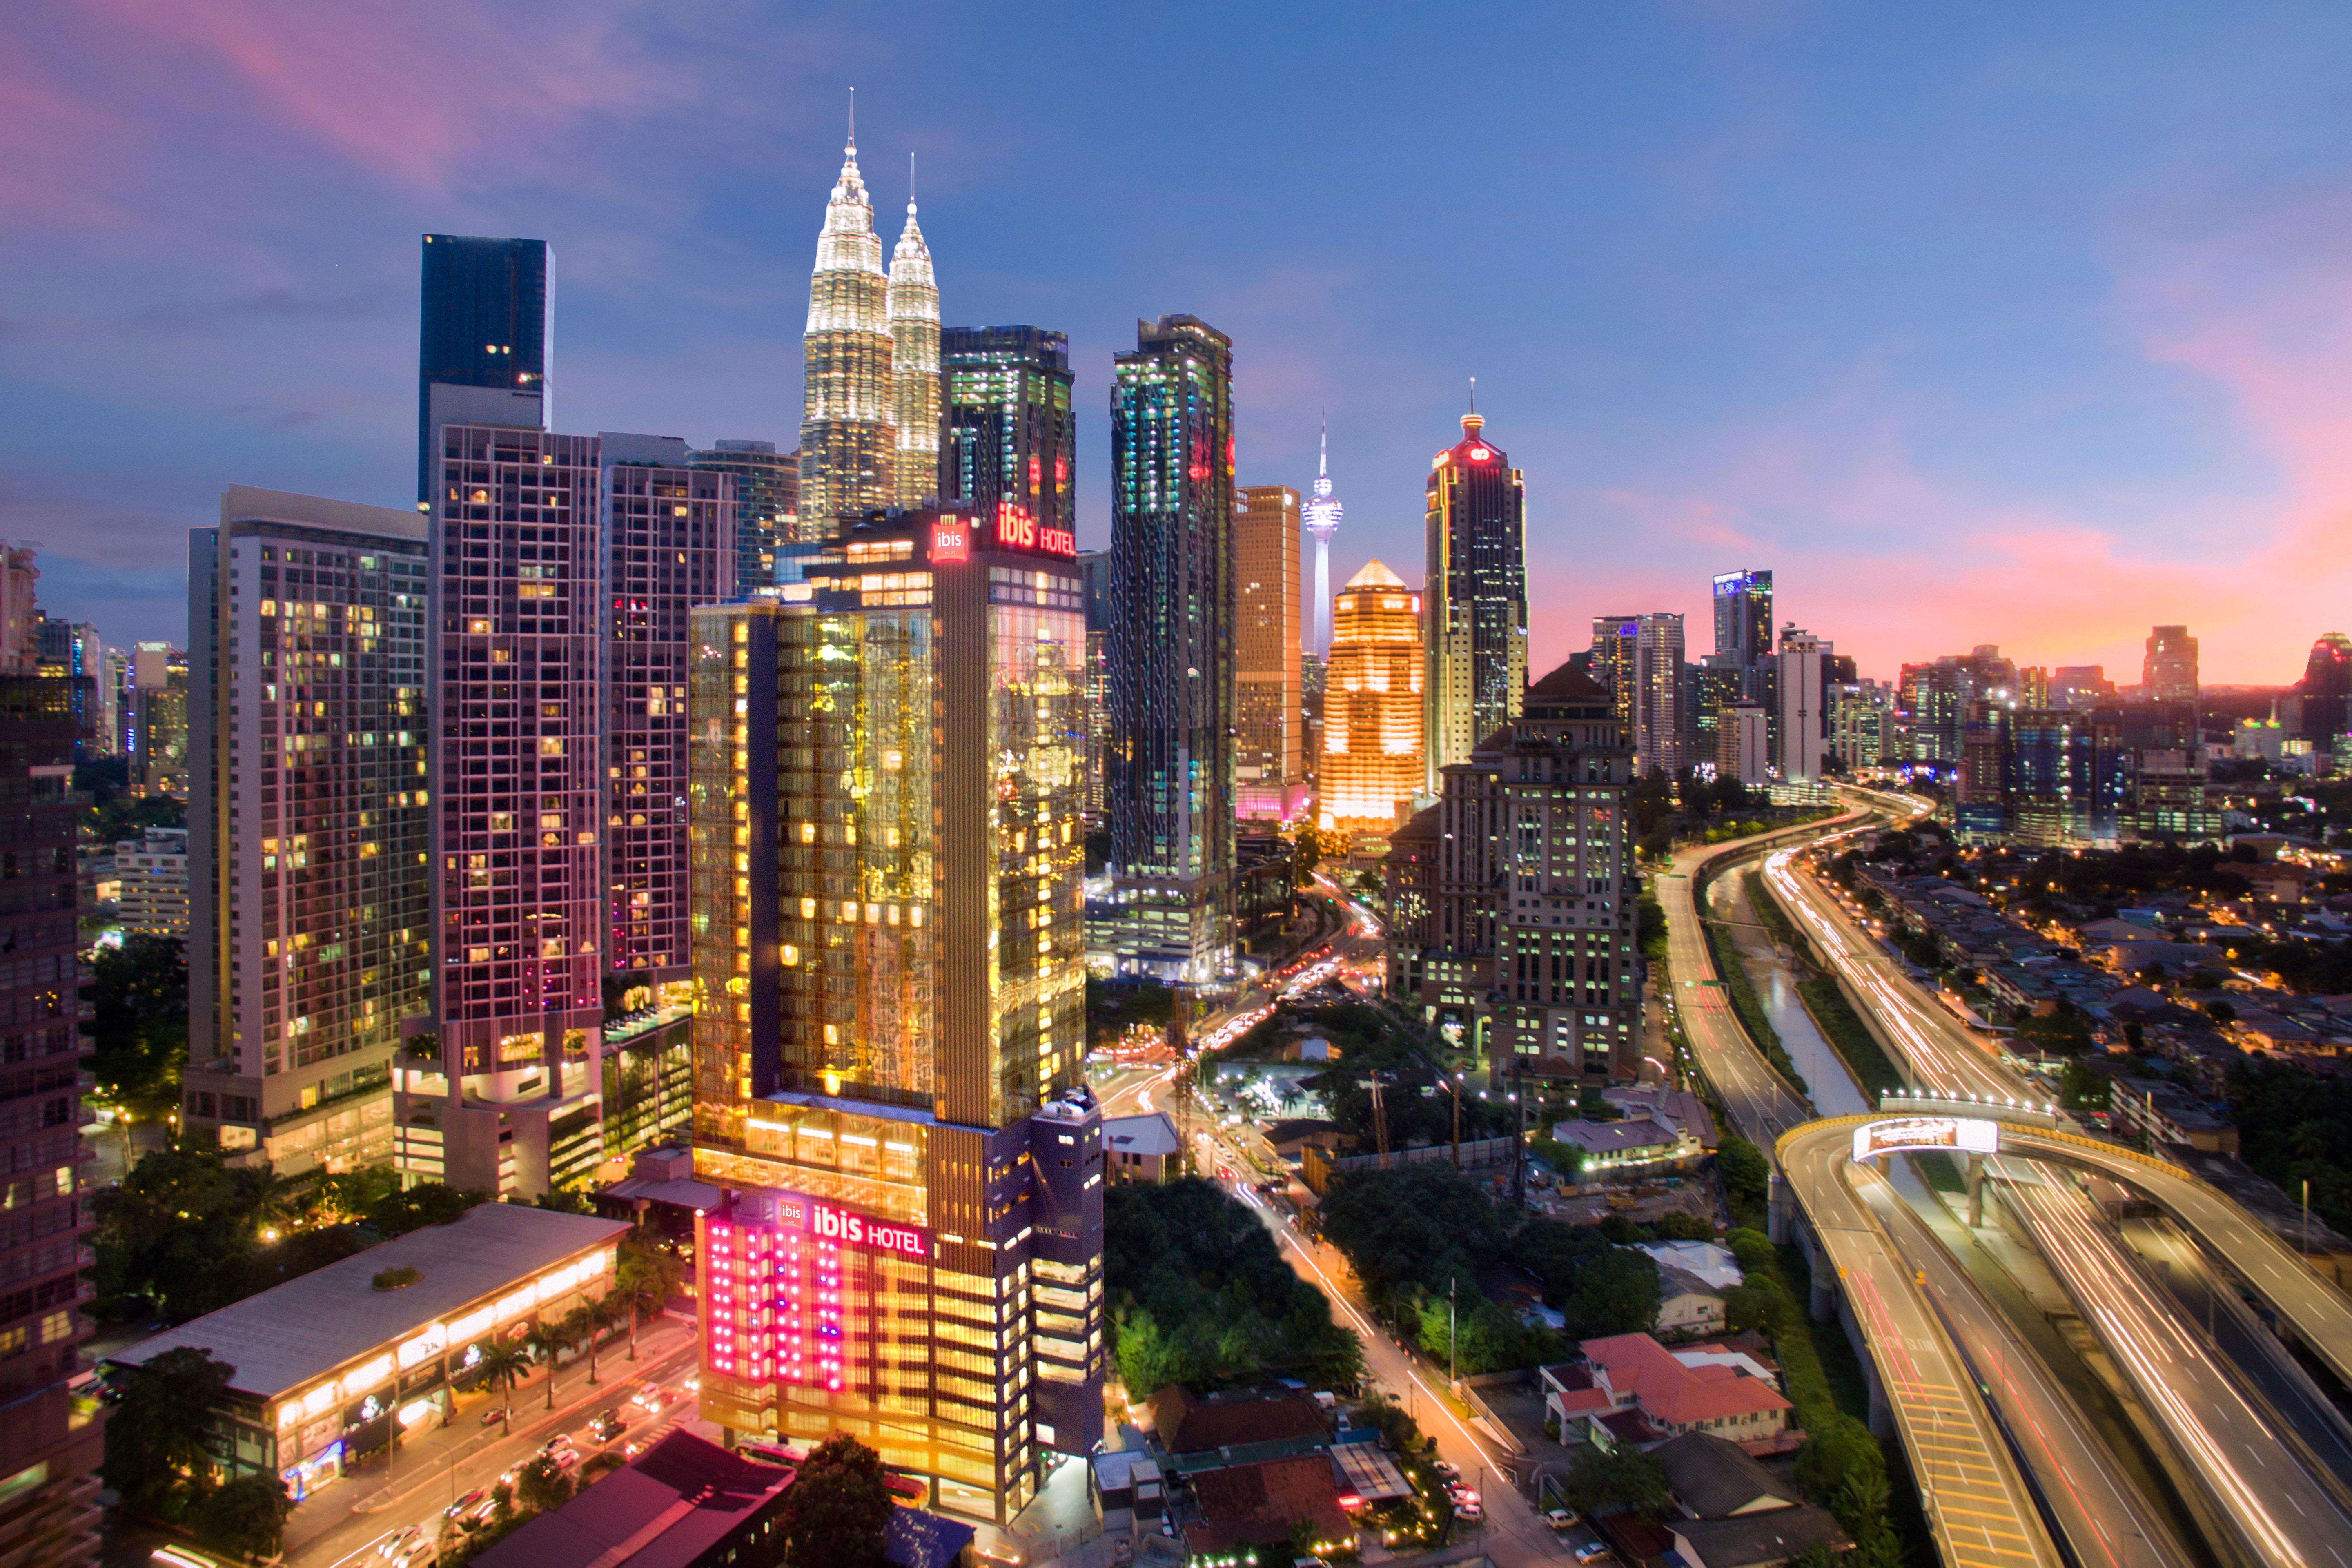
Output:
top-left (1655, 807), bottom-right (1875, 1149)
top-left (1859, 1161), bottom-right (2194, 1568)
top-left (287, 1325), bottom-right (704, 1568)
top-left (1777, 1120), bottom-right (2064, 1568)
top-left (1996, 1161), bottom-right (2352, 1568)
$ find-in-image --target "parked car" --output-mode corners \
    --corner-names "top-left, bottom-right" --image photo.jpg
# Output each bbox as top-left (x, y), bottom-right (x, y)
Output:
top-left (1453, 1501), bottom-right (1483, 1523)
top-left (1544, 1508), bottom-right (1581, 1531)
top-left (1575, 1544), bottom-right (1613, 1563)
top-left (1431, 1460), bottom-right (1460, 1482)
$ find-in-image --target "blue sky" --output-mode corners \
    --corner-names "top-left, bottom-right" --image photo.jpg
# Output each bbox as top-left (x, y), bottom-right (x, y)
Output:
top-left (9, 1), bottom-right (2352, 683)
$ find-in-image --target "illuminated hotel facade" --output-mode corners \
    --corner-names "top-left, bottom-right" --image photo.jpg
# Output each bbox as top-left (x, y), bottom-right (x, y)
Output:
top-left (1423, 410), bottom-right (1528, 794)
top-left (687, 505), bottom-right (1102, 1523)
top-left (1319, 559), bottom-right (1422, 844)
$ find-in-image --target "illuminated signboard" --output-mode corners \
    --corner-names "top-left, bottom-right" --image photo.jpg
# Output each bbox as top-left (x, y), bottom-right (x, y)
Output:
top-left (1850, 1117), bottom-right (2000, 1162)
top-left (992, 501), bottom-right (1076, 559)
top-left (930, 514), bottom-right (970, 564)
top-left (704, 1193), bottom-right (930, 1393)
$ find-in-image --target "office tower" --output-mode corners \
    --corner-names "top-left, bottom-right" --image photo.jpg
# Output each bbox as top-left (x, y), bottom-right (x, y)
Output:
top-left (1778, 628), bottom-right (1831, 784)
top-left (1720, 703), bottom-right (1770, 786)
top-left (2143, 625), bottom-right (2198, 704)
top-left (1831, 683), bottom-right (1893, 775)
top-left (686, 507), bottom-right (1100, 1523)
top-left (2052, 666), bottom-right (2116, 710)
top-left (1106, 316), bottom-right (1235, 983)
top-left (417, 235), bottom-right (550, 502)
top-left (1588, 617), bottom-right (1639, 743)
top-left (184, 488), bottom-right (429, 1175)
top-left (1234, 484), bottom-right (1305, 823)
top-left (1392, 663), bottom-right (1636, 1075)
top-left (942, 327), bottom-right (1076, 543)
top-left (128, 644), bottom-right (188, 795)
top-left (1711, 570), bottom-right (1772, 683)
top-left (888, 183), bottom-right (941, 508)
top-left (0, 665), bottom-right (101, 1568)
top-left (34, 617), bottom-right (105, 760)
top-left (1301, 421), bottom-right (1343, 658)
top-left (1896, 647), bottom-right (2016, 768)
top-left (1688, 655), bottom-right (1743, 777)
top-left (2298, 634), bottom-right (2352, 744)
top-left (1077, 551), bottom-right (1110, 822)
top-left (1423, 410), bottom-right (1528, 792)
top-left (0, 545), bottom-right (37, 673)
top-left (1630, 613), bottom-right (1685, 777)
top-left (689, 441), bottom-right (800, 593)
top-left (1319, 561), bottom-right (1422, 840)
top-left (601, 434), bottom-right (733, 988)
top-left (800, 124), bottom-right (896, 528)
top-left (405, 424), bottom-right (606, 1197)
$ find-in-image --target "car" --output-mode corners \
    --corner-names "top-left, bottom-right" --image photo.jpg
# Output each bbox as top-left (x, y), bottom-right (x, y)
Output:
top-left (1575, 1544), bottom-right (1613, 1562)
top-left (682, 1375), bottom-right (699, 1392)
top-left (589, 1408), bottom-right (627, 1442)
top-left (480, 1405), bottom-right (508, 1426)
top-left (444, 1489), bottom-right (488, 1521)
top-left (1431, 1460), bottom-right (1460, 1482)
top-left (1453, 1502), bottom-right (1483, 1523)
top-left (463, 1493), bottom-right (500, 1528)
top-left (551, 1448), bottom-right (581, 1472)
top-left (376, 1526), bottom-right (426, 1559)
top-left (1544, 1508), bottom-right (1581, 1531)
top-left (541, 1433), bottom-right (575, 1455)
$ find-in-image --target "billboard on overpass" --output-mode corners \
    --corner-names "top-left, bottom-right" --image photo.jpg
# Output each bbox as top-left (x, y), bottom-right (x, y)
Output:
top-left (1851, 1116), bottom-right (2000, 1162)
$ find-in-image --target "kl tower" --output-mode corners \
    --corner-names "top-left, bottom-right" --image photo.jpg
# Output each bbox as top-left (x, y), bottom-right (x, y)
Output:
top-left (1302, 419), bottom-right (1343, 656)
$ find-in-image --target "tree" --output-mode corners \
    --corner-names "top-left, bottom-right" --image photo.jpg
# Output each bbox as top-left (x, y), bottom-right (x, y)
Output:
top-left (87, 932), bottom-right (189, 1124)
top-left (1562, 1444), bottom-right (1670, 1519)
top-left (102, 1346), bottom-right (236, 1519)
top-left (474, 1339), bottom-right (532, 1423)
top-left (568, 1294), bottom-right (623, 1386)
top-left (1716, 1136), bottom-right (1769, 1214)
top-left (525, 1321), bottom-right (572, 1409)
top-left (615, 1229), bottom-right (685, 1361)
top-left (778, 1433), bottom-right (894, 1568)
top-left (192, 1472), bottom-right (294, 1561)
top-left (515, 1454), bottom-right (576, 1516)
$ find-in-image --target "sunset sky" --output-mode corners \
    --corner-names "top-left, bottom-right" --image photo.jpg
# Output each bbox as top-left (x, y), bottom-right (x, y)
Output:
top-left (7, 1), bottom-right (2352, 685)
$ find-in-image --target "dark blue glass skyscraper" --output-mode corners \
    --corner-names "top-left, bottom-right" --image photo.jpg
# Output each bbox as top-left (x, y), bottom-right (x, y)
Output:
top-left (418, 234), bottom-right (549, 501)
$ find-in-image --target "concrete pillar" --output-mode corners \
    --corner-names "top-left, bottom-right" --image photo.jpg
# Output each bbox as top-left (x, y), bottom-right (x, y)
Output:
top-left (1768, 1172), bottom-right (1791, 1245)
top-left (1810, 1263), bottom-right (1837, 1323)
top-left (1965, 1153), bottom-right (1987, 1229)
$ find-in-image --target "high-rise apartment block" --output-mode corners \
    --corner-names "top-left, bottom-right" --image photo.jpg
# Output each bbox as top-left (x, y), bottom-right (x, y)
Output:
top-left (127, 644), bottom-right (188, 795)
top-left (417, 235), bottom-right (549, 503)
top-left (1105, 316), bottom-right (1235, 984)
top-left (2143, 625), bottom-right (2198, 704)
top-left (34, 619), bottom-right (106, 761)
top-left (1831, 684), bottom-right (1893, 774)
top-left (111, 826), bottom-right (188, 937)
top-left (1388, 664), bottom-right (1637, 1076)
top-left (1423, 411), bottom-right (1528, 792)
top-left (688, 440), bottom-right (800, 591)
top-left (1631, 613), bottom-right (1685, 777)
top-left (1077, 551), bottom-right (1110, 822)
top-left (1589, 617), bottom-right (1638, 744)
top-left (800, 131), bottom-right (899, 527)
top-left (599, 435), bottom-right (733, 997)
top-left (1777, 628), bottom-right (1831, 785)
top-left (1234, 484), bottom-right (1305, 823)
top-left (1688, 654), bottom-right (1743, 777)
top-left (184, 488), bottom-right (429, 1175)
top-left (0, 668), bottom-right (101, 1568)
top-left (942, 328), bottom-right (1076, 555)
top-left (405, 424), bottom-right (609, 1196)
top-left (1720, 702), bottom-right (1770, 786)
top-left (686, 507), bottom-right (1100, 1522)
top-left (887, 190), bottom-right (941, 508)
top-left (1319, 561), bottom-right (1422, 840)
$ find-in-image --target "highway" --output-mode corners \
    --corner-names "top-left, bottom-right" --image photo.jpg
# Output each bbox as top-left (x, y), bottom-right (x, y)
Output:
top-left (1777, 1120), bottom-right (2064, 1568)
top-left (1996, 1160), bottom-right (2352, 1568)
top-left (1655, 807), bottom-right (1875, 1149)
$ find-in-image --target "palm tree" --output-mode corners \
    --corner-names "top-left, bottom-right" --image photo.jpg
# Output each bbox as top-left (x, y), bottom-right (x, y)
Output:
top-left (565, 1297), bottom-right (621, 1387)
top-left (475, 1340), bottom-right (532, 1426)
top-left (524, 1321), bottom-right (571, 1410)
top-left (615, 1237), bottom-right (683, 1363)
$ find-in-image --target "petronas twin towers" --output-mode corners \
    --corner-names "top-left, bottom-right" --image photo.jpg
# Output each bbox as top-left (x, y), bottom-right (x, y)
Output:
top-left (799, 107), bottom-right (940, 526)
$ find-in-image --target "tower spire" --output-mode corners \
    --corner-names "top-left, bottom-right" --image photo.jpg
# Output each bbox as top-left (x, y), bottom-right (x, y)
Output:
top-left (1317, 414), bottom-right (1329, 483)
top-left (847, 85), bottom-right (856, 153)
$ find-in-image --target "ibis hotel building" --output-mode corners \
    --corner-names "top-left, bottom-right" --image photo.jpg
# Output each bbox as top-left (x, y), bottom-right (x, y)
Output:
top-left (686, 503), bottom-right (1103, 1522)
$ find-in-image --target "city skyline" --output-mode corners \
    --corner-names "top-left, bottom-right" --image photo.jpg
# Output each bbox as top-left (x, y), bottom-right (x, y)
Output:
top-left (14, 7), bottom-right (2352, 685)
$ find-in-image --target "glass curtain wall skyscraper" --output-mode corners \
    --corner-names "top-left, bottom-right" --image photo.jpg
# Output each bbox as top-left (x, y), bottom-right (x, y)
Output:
top-left (1106, 316), bottom-right (1236, 984)
top-left (185, 488), bottom-right (429, 1178)
top-left (941, 327), bottom-right (1075, 543)
top-left (686, 508), bottom-right (1100, 1523)
top-left (689, 440), bottom-right (800, 590)
top-left (417, 235), bottom-right (549, 503)
top-left (1422, 410), bottom-right (1528, 794)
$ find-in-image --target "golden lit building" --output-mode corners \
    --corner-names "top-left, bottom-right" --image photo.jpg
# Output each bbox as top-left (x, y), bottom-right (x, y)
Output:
top-left (687, 506), bottom-right (1101, 1523)
top-left (1319, 560), bottom-right (1423, 844)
